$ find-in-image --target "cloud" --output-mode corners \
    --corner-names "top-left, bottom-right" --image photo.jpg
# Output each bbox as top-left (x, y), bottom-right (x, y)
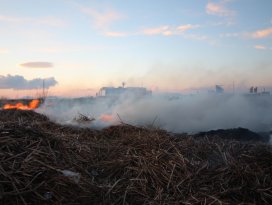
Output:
top-left (250, 27), bottom-right (272, 39)
top-left (254, 45), bottom-right (272, 51)
top-left (177, 24), bottom-right (200, 32)
top-left (254, 45), bottom-right (267, 50)
top-left (206, 1), bottom-right (235, 17)
top-left (80, 6), bottom-right (200, 39)
top-left (142, 24), bottom-right (199, 36)
top-left (101, 24), bottom-right (200, 38)
top-left (143, 25), bottom-right (171, 36)
top-left (20, 62), bottom-right (53, 68)
top-left (0, 75), bottom-right (58, 90)
top-left (104, 31), bottom-right (128, 37)
top-left (81, 7), bottom-right (123, 30)
top-left (222, 27), bottom-right (272, 40)
top-left (0, 15), bottom-right (66, 27)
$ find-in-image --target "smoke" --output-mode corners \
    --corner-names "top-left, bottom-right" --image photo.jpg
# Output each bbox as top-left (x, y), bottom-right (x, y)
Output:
top-left (0, 74), bottom-right (58, 90)
top-left (38, 93), bottom-right (272, 133)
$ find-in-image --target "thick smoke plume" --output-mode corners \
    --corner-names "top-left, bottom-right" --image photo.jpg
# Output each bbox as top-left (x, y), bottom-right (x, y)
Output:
top-left (39, 93), bottom-right (272, 133)
top-left (0, 74), bottom-right (57, 90)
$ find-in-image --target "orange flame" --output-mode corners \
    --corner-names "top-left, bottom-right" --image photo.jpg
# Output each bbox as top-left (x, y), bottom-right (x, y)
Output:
top-left (99, 114), bottom-right (113, 122)
top-left (2, 99), bottom-right (40, 110)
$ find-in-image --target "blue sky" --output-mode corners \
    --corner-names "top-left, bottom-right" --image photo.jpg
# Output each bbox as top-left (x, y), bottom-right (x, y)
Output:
top-left (0, 0), bottom-right (272, 97)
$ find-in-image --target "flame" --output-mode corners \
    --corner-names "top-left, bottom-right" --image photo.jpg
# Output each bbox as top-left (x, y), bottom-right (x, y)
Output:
top-left (2, 99), bottom-right (40, 110)
top-left (29, 99), bottom-right (40, 109)
top-left (99, 114), bottom-right (113, 122)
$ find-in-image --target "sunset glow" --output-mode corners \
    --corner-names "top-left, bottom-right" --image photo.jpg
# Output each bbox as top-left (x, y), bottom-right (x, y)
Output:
top-left (0, 0), bottom-right (271, 98)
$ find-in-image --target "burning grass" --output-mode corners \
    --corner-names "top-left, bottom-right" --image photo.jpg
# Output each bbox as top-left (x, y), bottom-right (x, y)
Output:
top-left (1, 99), bottom-right (40, 110)
top-left (0, 109), bottom-right (272, 204)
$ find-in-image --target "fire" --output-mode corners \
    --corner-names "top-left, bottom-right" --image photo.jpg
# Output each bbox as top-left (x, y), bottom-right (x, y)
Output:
top-left (2, 99), bottom-right (40, 110)
top-left (29, 99), bottom-right (40, 109)
top-left (99, 114), bottom-right (113, 122)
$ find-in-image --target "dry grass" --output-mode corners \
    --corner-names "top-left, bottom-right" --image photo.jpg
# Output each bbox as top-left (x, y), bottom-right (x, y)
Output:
top-left (0, 109), bottom-right (271, 204)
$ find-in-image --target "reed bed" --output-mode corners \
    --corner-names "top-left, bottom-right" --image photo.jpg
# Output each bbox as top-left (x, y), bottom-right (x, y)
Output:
top-left (0, 109), bottom-right (271, 204)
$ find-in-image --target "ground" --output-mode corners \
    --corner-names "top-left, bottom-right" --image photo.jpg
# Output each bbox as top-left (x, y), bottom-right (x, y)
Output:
top-left (0, 109), bottom-right (272, 204)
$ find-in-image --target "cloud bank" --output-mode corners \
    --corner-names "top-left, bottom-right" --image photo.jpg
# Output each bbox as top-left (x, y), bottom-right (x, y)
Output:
top-left (0, 74), bottom-right (57, 90)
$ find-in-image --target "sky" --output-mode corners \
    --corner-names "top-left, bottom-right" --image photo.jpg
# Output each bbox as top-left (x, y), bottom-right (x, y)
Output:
top-left (0, 0), bottom-right (272, 98)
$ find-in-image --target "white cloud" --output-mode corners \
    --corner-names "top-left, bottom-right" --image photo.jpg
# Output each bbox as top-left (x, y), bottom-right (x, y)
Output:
top-left (142, 24), bottom-right (200, 36)
top-left (104, 31), bottom-right (128, 37)
top-left (254, 45), bottom-right (272, 51)
top-left (102, 24), bottom-right (200, 38)
top-left (80, 6), bottom-right (201, 39)
top-left (177, 24), bottom-right (200, 32)
top-left (81, 7), bottom-right (124, 30)
top-left (221, 27), bottom-right (272, 40)
top-left (99, 24), bottom-right (199, 38)
top-left (254, 45), bottom-right (267, 50)
top-left (250, 27), bottom-right (272, 39)
top-left (206, 1), bottom-right (235, 17)
top-left (143, 25), bottom-right (170, 36)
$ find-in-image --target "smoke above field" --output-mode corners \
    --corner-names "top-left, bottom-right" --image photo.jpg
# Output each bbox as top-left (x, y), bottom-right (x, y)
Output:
top-left (38, 93), bottom-right (272, 133)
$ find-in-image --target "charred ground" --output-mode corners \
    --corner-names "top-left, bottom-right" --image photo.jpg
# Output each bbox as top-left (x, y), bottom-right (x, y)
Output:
top-left (0, 109), bottom-right (272, 204)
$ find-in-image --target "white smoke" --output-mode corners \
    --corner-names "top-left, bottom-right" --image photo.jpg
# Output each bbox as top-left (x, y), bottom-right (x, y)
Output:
top-left (38, 93), bottom-right (272, 133)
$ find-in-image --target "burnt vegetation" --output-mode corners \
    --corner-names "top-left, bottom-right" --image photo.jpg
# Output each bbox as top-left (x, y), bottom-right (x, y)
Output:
top-left (0, 109), bottom-right (272, 204)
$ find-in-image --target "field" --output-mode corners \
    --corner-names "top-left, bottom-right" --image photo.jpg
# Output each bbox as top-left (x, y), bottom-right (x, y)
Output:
top-left (0, 109), bottom-right (272, 204)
